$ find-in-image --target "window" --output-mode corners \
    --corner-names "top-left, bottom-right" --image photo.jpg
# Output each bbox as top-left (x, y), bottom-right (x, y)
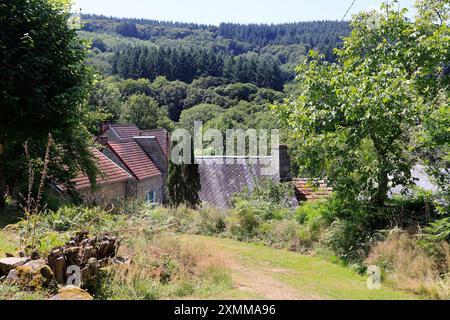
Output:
top-left (146, 190), bottom-right (157, 204)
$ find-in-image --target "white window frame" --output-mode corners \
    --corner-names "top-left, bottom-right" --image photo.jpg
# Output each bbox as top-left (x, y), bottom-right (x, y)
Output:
top-left (146, 190), bottom-right (157, 204)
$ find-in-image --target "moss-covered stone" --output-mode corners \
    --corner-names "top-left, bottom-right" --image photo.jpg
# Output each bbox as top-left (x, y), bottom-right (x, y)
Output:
top-left (6, 259), bottom-right (54, 290)
top-left (50, 286), bottom-right (93, 300)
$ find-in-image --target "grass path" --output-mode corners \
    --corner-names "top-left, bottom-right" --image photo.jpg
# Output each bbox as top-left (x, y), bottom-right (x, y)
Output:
top-left (182, 235), bottom-right (418, 300)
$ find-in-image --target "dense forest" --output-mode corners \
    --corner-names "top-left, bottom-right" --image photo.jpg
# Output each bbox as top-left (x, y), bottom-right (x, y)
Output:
top-left (80, 15), bottom-right (350, 124)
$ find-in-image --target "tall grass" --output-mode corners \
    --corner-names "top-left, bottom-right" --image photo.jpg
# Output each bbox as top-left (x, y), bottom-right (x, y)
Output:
top-left (95, 232), bottom-right (233, 300)
top-left (366, 231), bottom-right (450, 299)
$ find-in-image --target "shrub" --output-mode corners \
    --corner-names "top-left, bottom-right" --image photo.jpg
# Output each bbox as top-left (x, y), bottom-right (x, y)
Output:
top-left (295, 199), bottom-right (329, 224)
top-left (296, 215), bottom-right (328, 250)
top-left (227, 201), bottom-right (261, 240)
top-left (193, 207), bottom-right (227, 235)
top-left (42, 206), bottom-right (124, 234)
top-left (423, 217), bottom-right (450, 243)
top-left (231, 178), bottom-right (296, 211)
top-left (324, 219), bottom-right (379, 263)
top-left (256, 219), bottom-right (300, 248)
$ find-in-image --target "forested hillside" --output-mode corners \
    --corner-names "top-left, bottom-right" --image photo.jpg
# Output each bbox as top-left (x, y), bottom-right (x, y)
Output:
top-left (80, 15), bottom-right (350, 125)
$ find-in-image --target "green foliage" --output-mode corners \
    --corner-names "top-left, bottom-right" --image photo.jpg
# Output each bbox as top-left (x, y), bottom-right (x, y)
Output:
top-left (256, 219), bottom-right (300, 249)
top-left (166, 144), bottom-right (201, 208)
top-left (88, 76), bottom-right (123, 121)
top-left (419, 92), bottom-right (450, 214)
top-left (121, 94), bottom-right (173, 131)
top-left (227, 201), bottom-right (262, 240)
top-left (274, 1), bottom-right (450, 206)
top-left (423, 217), bottom-right (450, 243)
top-left (324, 219), bottom-right (379, 263)
top-left (232, 178), bottom-right (295, 210)
top-left (0, 0), bottom-right (100, 209)
top-left (0, 284), bottom-right (49, 300)
top-left (295, 199), bottom-right (330, 224)
top-left (179, 104), bottom-right (224, 132)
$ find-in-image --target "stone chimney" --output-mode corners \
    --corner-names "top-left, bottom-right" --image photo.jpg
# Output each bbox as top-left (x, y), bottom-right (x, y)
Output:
top-left (278, 145), bottom-right (291, 181)
top-left (271, 145), bottom-right (291, 181)
top-left (100, 121), bottom-right (111, 135)
top-left (98, 135), bottom-right (108, 146)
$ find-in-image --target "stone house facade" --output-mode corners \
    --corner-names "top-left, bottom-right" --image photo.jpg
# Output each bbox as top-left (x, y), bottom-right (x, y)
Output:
top-left (103, 138), bottom-right (164, 203)
top-left (54, 148), bottom-right (133, 205)
top-left (56, 125), bottom-right (170, 205)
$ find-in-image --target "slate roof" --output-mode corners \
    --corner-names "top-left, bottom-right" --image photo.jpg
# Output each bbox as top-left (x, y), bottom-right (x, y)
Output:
top-left (62, 148), bottom-right (132, 191)
top-left (293, 178), bottom-right (333, 201)
top-left (107, 140), bottom-right (161, 180)
top-left (140, 129), bottom-right (170, 156)
top-left (389, 164), bottom-right (439, 195)
top-left (196, 157), bottom-right (275, 209)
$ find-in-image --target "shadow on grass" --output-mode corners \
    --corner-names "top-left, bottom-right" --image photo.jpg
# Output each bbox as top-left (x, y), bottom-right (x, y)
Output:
top-left (0, 206), bottom-right (23, 229)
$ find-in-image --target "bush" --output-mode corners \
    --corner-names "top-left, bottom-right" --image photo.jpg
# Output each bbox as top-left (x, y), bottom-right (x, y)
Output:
top-left (296, 215), bottom-right (328, 251)
top-left (42, 206), bottom-right (124, 234)
top-left (295, 199), bottom-right (329, 224)
top-left (231, 178), bottom-right (296, 212)
top-left (423, 217), bottom-right (450, 243)
top-left (324, 219), bottom-right (380, 264)
top-left (257, 219), bottom-right (300, 248)
top-left (227, 201), bottom-right (261, 240)
top-left (193, 207), bottom-right (227, 235)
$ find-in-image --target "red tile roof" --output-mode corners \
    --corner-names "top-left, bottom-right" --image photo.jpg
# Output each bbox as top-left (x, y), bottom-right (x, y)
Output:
top-left (109, 125), bottom-right (140, 140)
top-left (67, 148), bottom-right (132, 190)
top-left (293, 178), bottom-right (333, 201)
top-left (107, 140), bottom-right (161, 180)
top-left (140, 129), bottom-right (170, 156)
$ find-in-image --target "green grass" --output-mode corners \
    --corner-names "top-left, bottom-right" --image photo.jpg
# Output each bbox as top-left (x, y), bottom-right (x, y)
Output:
top-left (0, 210), bottom-right (21, 257)
top-left (0, 285), bottom-right (49, 300)
top-left (182, 235), bottom-right (418, 300)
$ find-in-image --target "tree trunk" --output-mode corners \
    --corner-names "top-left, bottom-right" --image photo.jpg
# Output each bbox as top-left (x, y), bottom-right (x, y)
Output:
top-left (372, 137), bottom-right (390, 207)
top-left (374, 168), bottom-right (389, 207)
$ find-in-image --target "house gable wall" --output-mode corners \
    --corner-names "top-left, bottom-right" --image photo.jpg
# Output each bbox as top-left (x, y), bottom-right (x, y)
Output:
top-left (78, 181), bottom-right (127, 205)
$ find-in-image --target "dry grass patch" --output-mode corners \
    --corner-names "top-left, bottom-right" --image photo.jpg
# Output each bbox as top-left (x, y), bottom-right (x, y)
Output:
top-left (366, 230), bottom-right (450, 299)
top-left (95, 232), bottom-right (233, 300)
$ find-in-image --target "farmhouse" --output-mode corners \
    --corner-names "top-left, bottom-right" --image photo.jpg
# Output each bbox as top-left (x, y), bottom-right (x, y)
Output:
top-left (53, 148), bottom-right (133, 205)
top-left (55, 125), bottom-right (170, 205)
top-left (56, 124), bottom-right (335, 207)
top-left (103, 138), bottom-right (163, 203)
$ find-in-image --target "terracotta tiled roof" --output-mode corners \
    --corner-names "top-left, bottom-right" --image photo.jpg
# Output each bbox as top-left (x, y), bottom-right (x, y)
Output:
top-left (65, 148), bottom-right (132, 191)
top-left (109, 125), bottom-right (140, 140)
top-left (293, 178), bottom-right (333, 201)
top-left (107, 140), bottom-right (161, 180)
top-left (140, 129), bottom-right (170, 156)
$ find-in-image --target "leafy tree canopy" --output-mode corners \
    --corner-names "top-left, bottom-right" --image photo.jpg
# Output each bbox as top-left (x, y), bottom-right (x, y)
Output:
top-left (274, 0), bottom-right (450, 206)
top-left (0, 0), bottom-right (99, 209)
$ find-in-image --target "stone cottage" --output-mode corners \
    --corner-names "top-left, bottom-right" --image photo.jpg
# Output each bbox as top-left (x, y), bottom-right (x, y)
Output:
top-left (103, 138), bottom-right (164, 203)
top-left (55, 124), bottom-right (170, 205)
top-left (99, 124), bottom-right (170, 202)
top-left (54, 148), bottom-right (133, 205)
